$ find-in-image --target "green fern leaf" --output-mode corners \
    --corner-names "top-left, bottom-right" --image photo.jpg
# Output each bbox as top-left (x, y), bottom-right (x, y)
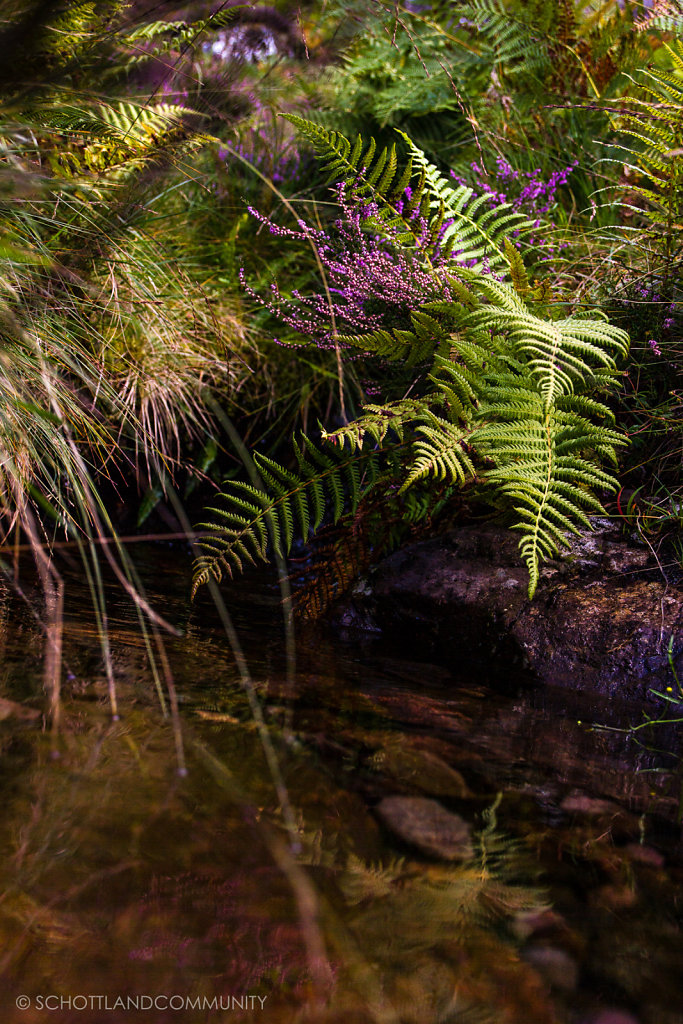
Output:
top-left (192, 440), bottom-right (385, 594)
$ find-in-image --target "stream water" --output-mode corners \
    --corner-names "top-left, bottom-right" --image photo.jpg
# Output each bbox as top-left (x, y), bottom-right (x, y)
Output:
top-left (0, 546), bottom-right (681, 1024)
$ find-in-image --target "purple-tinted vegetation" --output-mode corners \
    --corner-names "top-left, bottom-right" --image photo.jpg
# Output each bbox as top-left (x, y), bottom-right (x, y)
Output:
top-left (451, 157), bottom-right (576, 260)
top-left (217, 130), bottom-right (302, 186)
top-left (621, 284), bottom-right (679, 360)
top-left (240, 183), bottom-right (465, 351)
top-left (452, 157), bottom-right (577, 216)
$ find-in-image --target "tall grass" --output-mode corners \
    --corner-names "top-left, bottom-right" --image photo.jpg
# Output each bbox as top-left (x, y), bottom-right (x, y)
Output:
top-left (0, 0), bottom-right (256, 736)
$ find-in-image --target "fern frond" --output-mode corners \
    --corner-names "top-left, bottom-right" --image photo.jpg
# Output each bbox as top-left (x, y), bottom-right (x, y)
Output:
top-left (464, 0), bottom-right (543, 66)
top-left (398, 132), bottom-right (536, 271)
top-left (192, 439), bottom-right (385, 595)
top-left (429, 352), bottom-right (482, 422)
top-left (225, 124), bottom-right (630, 601)
top-left (119, 8), bottom-right (238, 57)
top-left (323, 398), bottom-right (427, 452)
top-left (504, 237), bottom-right (530, 297)
top-left (402, 416), bottom-right (476, 490)
top-left (635, 0), bottom-right (683, 34)
top-left (291, 527), bottom-right (372, 620)
top-left (30, 106), bottom-right (122, 139)
top-left (457, 277), bottom-right (629, 407)
top-left (281, 113), bottom-right (448, 262)
top-left (474, 392), bottom-right (627, 597)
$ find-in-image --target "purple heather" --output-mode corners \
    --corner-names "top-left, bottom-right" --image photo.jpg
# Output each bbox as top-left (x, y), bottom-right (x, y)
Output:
top-left (240, 184), bottom-right (469, 352)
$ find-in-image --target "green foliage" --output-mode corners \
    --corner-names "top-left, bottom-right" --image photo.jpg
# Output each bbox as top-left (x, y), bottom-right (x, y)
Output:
top-left (0, 0), bottom-right (261, 554)
top-left (284, 115), bottom-right (535, 267)
top-left (195, 121), bottom-right (629, 599)
top-left (606, 42), bottom-right (683, 283)
top-left (635, 0), bottom-right (683, 36)
top-left (314, 8), bottom-right (481, 161)
top-left (465, 0), bottom-right (544, 69)
top-left (592, 38), bottom-right (683, 555)
top-left (322, 399), bottom-right (427, 450)
top-left (192, 439), bottom-right (386, 594)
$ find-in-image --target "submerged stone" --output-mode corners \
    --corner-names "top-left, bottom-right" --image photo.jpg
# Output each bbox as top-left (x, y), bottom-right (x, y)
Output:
top-left (368, 741), bottom-right (472, 798)
top-left (523, 945), bottom-right (579, 991)
top-left (375, 795), bottom-right (473, 861)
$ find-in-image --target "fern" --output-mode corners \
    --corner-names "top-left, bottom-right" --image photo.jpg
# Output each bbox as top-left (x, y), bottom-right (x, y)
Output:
top-left (602, 48), bottom-right (683, 289)
top-left (284, 114), bottom-right (536, 270)
top-left (473, 388), bottom-right (626, 595)
top-left (402, 414), bottom-right (477, 490)
top-left (635, 0), bottom-right (683, 35)
top-left (282, 113), bottom-right (426, 248)
top-left (457, 276), bottom-right (628, 406)
top-left (290, 526), bottom-right (372, 620)
top-left (195, 124), bottom-right (629, 599)
top-left (192, 438), bottom-right (386, 595)
top-left (464, 0), bottom-right (544, 68)
top-left (322, 398), bottom-right (427, 452)
top-left (398, 131), bottom-right (536, 272)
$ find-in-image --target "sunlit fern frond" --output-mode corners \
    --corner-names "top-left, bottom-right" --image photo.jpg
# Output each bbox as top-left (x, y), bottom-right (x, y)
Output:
top-left (342, 854), bottom-right (410, 905)
top-left (202, 125), bottom-right (629, 599)
top-left (606, 52), bottom-right (683, 223)
top-left (457, 276), bottom-right (629, 408)
top-left (398, 132), bottom-right (536, 272)
top-left (283, 116), bottom-right (535, 269)
top-left (402, 415), bottom-right (477, 490)
top-left (473, 388), bottom-right (627, 596)
top-left (322, 398), bottom-right (428, 452)
top-left (120, 8), bottom-right (238, 51)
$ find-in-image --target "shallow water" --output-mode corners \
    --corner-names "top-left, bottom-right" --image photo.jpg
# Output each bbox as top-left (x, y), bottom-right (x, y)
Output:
top-left (0, 546), bottom-right (681, 1024)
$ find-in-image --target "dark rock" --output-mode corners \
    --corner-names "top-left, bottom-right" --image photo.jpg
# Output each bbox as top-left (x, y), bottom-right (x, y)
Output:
top-left (560, 792), bottom-right (623, 817)
top-left (338, 521), bottom-right (683, 701)
top-left (374, 795), bottom-right (473, 861)
top-left (558, 794), bottom-right (654, 841)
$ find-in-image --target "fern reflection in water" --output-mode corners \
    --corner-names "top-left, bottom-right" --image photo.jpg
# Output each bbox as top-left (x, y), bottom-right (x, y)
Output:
top-left (194, 121), bottom-right (629, 599)
top-left (300, 795), bottom-right (556, 1024)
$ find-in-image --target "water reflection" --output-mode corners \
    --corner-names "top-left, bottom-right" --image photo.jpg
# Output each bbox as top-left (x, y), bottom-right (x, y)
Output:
top-left (0, 548), bottom-right (680, 1024)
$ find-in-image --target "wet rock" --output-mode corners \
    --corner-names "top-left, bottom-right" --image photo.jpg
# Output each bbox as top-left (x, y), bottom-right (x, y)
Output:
top-left (375, 796), bottom-right (473, 861)
top-left (339, 521), bottom-right (683, 701)
top-left (623, 843), bottom-right (665, 869)
top-left (523, 945), bottom-right (579, 991)
top-left (368, 742), bottom-right (472, 798)
top-left (560, 793), bottom-right (622, 816)
top-left (560, 791), bottom-right (641, 839)
top-left (582, 1012), bottom-right (641, 1024)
